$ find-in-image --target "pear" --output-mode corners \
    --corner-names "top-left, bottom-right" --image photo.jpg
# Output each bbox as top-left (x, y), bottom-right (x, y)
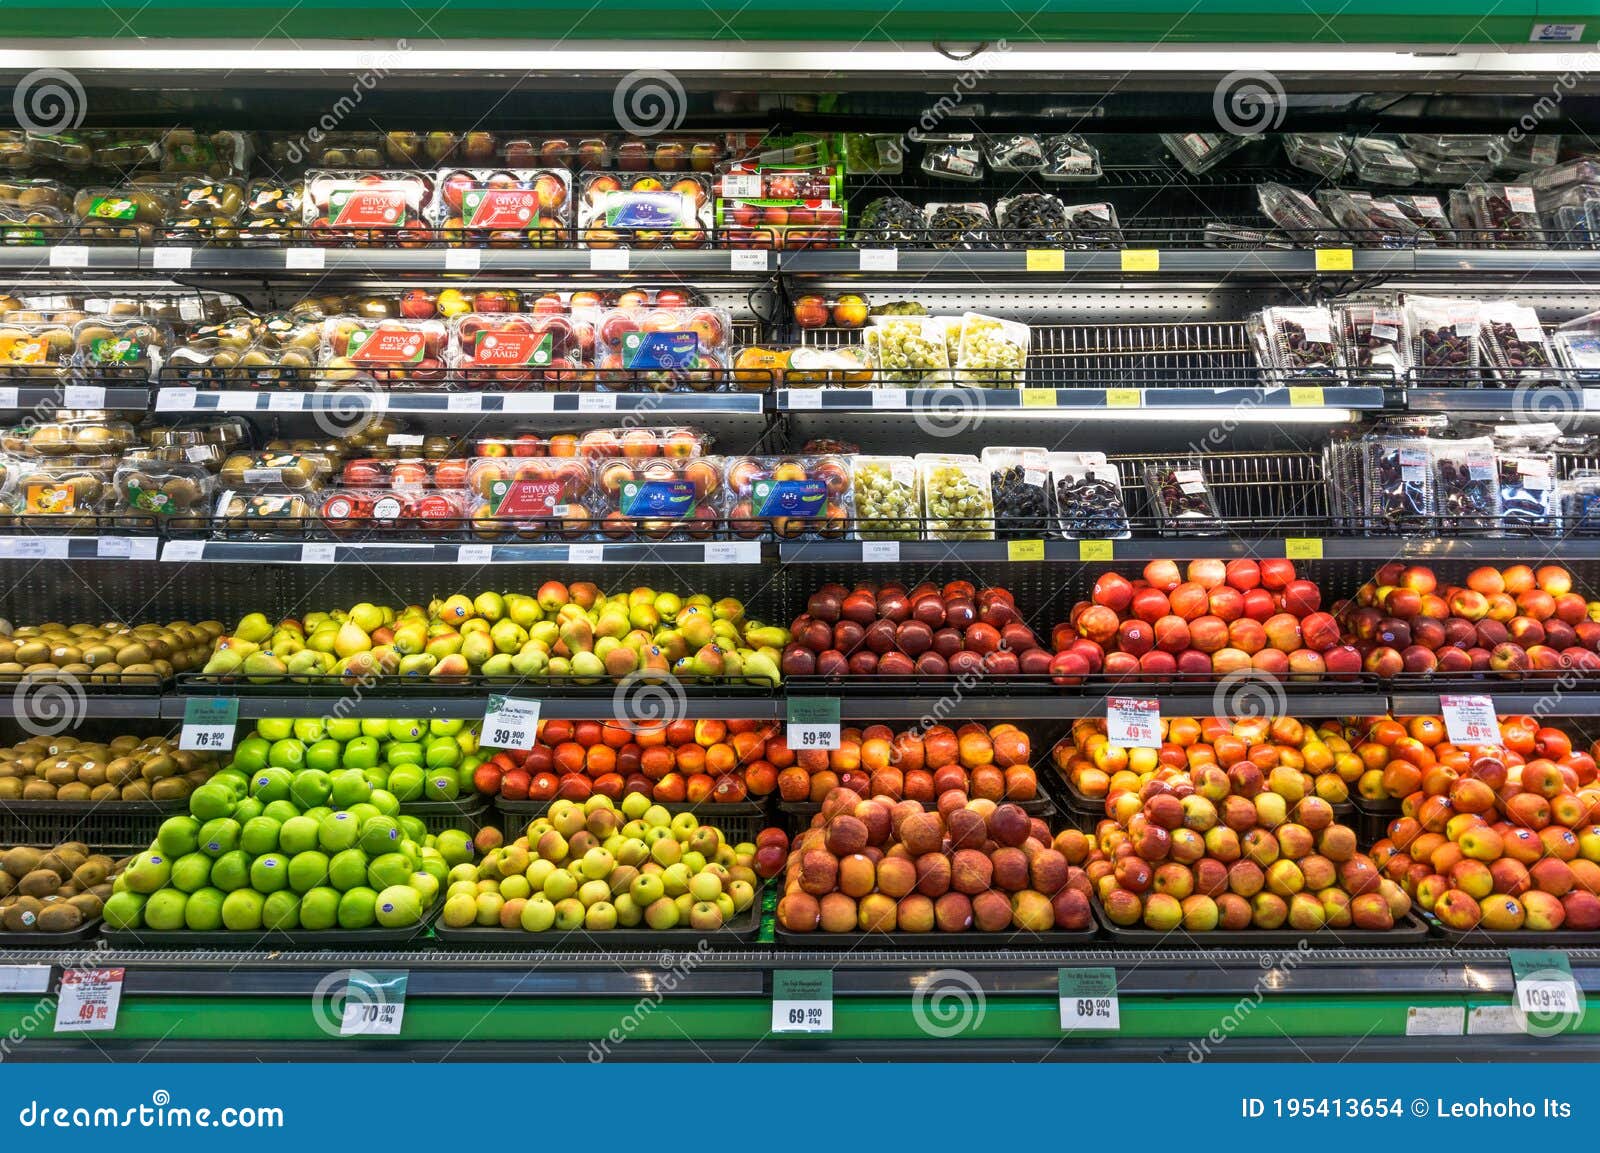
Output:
top-left (339, 651), bottom-right (378, 682)
top-left (371, 646), bottom-right (401, 674)
top-left (671, 656), bottom-right (694, 677)
top-left (234, 612), bottom-right (273, 644)
top-left (679, 613), bottom-right (713, 649)
top-left (529, 621), bottom-right (560, 649)
top-left (744, 625), bottom-right (789, 649)
top-left (333, 620), bottom-right (372, 660)
top-left (285, 649), bottom-right (325, 682)
top-left (655, 628), bottom-right (687, 664)
top-left (537, 582), bottom-right (570, 612)
top-left (628, 587), bottom-right (656, 608)
top-left (720, 649), bottom-right (744, 679)
top-left (640, 645), bottom-right (671, 678)
top-left (397, 653), bottom-right (437, 677)
top-left (689, 643), bottom-right (724, 679)
top-left (349, 602), bottom-right (385, 633)
top-left (595, 611), bottom-right (631, 641)
top-left (213, 635), bottom-right (259, 657)
top-left (654, 592), bottom-right (682, 620)
top-left (439, 594), bottom-right (476, 622)
top-left (558, 616), bottom-right (594, 655)
top-left (546, 656), bottom-right (572, 678)
top-left (603, 646), bottom-right (639, 678)
top-left (490, 620), bottom-right (527, 654)
top-left (594, 635), bottom-right (620, 661)
top-left (460, 631), bottom-right (495, 668)
top-left (425, 631), bottom-right (463, 660)
top-left (570, 651), bottom-right (605, 683)
top-left (308, 628), bottom-right (339, 654)
top-left (473, 592), bottom-right (505, 622)
top-left (393, 621), bottom-right (428, 655)
top-left (743, 651), bottom-right (781, 687)
top-left (242, 651), bottom-right (287, 684)
top-left (510, 647), bottom-right (548, 677)
top-left (712, 598), bottom-right (745, 625)
top-left (505, 595), bottom-right (542, 628)
top-left (480, 653), bottom-right (514, 678)
top-left (272, 636), bottom-right (304, 657)
top-left (371, 626), bottom-right (395, 647)
top-left (629, 603), bottom-right (660, 631)
top-left (431, 654), bottom-right (470, 681)
top-left (201, 648), bottom-right (244, 676)
top-left (304, 611), bottom-right (331, 631)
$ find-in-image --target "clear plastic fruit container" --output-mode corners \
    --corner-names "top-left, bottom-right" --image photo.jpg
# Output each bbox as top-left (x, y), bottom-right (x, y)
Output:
top-left (242, 179), bottom-right (300, 220)
top-left (572, 426), bottom-right (709, 459)
top-left (466, 455), bottom-right (593, 503)
top-left (73, 185), bottom-right (175, 243)
top-left (301, 170), bottom-right (433, 232)
top-left (593, 456), bottom-right (724, 541)
top-left (851, 455), bottom-right (922, 540)
top-left (470, 433), bottom-right (549, 459)
top-left (590, 306), bottom-right (731, 391)
top-left (171, 178), bottom-right (246, 218)
top-left (723, 454), bottom-right (852, 539)
top-left (113, 457), bottom-right (214, 522)
top-left (954, 313), bottom-right (1030, 387)
top-left (213, 488), bottom-right (315, 535)
top-left (863, 316), bottom-right (950, 385)
top-left (577, 172), bottom-right (711, 248)
top-left (160, 130), bottom-right (251, 177)
top-left (450, 312), bottom-right (587, 389)
top-left (71, 317), bottom-right (170, 371)
top-left (430, 167), bottom-right (572, 247)
top-left (14, 456), bottom-right (118, 523)
top-left (218, 450), bottom-right (332, 492)
top-left (0, 201), bottom-right (70, 246)
top-left (0, 178), bottom-right (73, 214)
top-left (338, 457), bottom-right (470, 492)
top-left (318, 316), bottom-right (449, 387)
top-left (917, 453), bottom-right (995, 540)
top-left (20, 417), bottom-right (138, 457)
top-left (0, 321), bottom-right (74, 372)
top-left (1048, 454), bottom-right (1129, 540)
top-left (318, 486), bottom-right (470, 536)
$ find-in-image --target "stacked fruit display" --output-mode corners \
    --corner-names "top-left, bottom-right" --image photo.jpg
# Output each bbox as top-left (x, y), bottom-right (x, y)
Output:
top-left (1371, 721), bottom-right (1600, 933)
top-left (1052, 716), bottom-right (1357, 808)
top-left (1084, 725), bottom-right (1409, 932)
top-left (777, 722), bottom-right (1037, 806)
top-left (780, 580), bottom-right (1052, 679)
top-left (438, 798), bottom-right (784, 934)
top-left (1339, 714), bottom-right (1597, 804)
top-left (1342, 562), bottom-right (1596, 677)
top-left (1049, 559), bottom-right (1350, 684)
top-left (0, 734), bottom-right (222, 803)
top-left (0, 618), bottom-right (221, 683)
top-left (475, 718), bottom-right (776, 805)
top-left (227, 717), bottom-right (481, 805)
top-left (775, 789), bottom-right (1092, 934)
top-left (200, 583), bottom-right (787, 685)
top-left (0, 843), bottom-right (127, 934)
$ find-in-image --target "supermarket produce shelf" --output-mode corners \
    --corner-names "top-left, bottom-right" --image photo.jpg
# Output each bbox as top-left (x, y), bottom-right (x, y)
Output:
top-left (158, 539), bottom-right (764, 565)
top-left (0, 534), bottom-right (160, 561)
top-left (154, 245), bottom-right (779, 278)
top-left (0, 244), bottom-right (140, 273)
top-left (0, 386), bottom-right (152, 411)
top-left (774, 385), bottom-right (1385, 413)
top-left (780, 247), bottom-right (1418, 279)
top-left (155, 387), bottom-right (766, 417)
top-left (776, 536), bottom-right (1600, 563)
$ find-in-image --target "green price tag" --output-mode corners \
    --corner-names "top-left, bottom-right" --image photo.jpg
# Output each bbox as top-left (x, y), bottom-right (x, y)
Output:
top-left (339, 970), bottom-right (408, 1036)
top-left (786, 697), bottom-right (841, 751)
top-left (180, 697), bottom-right (239, 752)
top-left (773, 970), bottom-right (833, 1033)
top-left (1059, 967), bottom-right (1119, 1030)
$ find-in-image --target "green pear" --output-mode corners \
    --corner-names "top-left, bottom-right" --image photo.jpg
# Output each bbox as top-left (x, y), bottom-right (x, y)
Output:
top-left (393, 621), bottom-right (428, 655)
top-left (348, 602), bottom-right (384, 633)
top-left (742, 651), bottom-right (781, 687)
top-left (559, 616), bottom-right (594, 654)
top-left (744, 625), bottom-right (789, 649)
top-left (242, 651), bottom-right (287, 684)
top-left (595, 610), bottom-right (631, 640)
top-left (689, 644), bottom-right (724, 679)
top-left (640, 645), bottom-right (671, 677)
top-left (371, 645), bottom-right (400, 673)
top-left (397, 653), bottom-right (437, 677)
top-left (333, 620), bottom-right (372, 660)
top-left (654, 628), bottom-right (687, 664)
top-left (594, 635), bottom-right (620, 661)
top-left (235, 612), bottom-right (274, 643)
top-left (654, 592), bottom-right (682, 620)
top-left (547, 656), bottom-right (572, 678)
top-left (712, 598), bottom-right (745, 625)
top-left (679, 613), bottom-right (713, 649)
top-left (489, 620), bottom-right (527, 653)
top-left (304, 611), bottom-right (331, 632)
top-left (425, 631), bottom-right (463, 660)
top-left (460, 618), bottom-right (490, 638)
top-left (510, 647), bottom-right (548, 677)
top-left (460, 631), bottom-right (495, 668)
top-left (570, 651), bottom-right (605, 683)
top-left (505, 595), bottom-right (542, 628)
top-left (431, 654), bottom-right (470, 680)
top-left (629, 603), bottom-right (660, 631)
top-left (628, 587), bottom-right (655, 608)
top-left (474, 592), bottom-right (505, 621)
top-left (720, 649), bottom-right (744, 679)
top-left (202, 648), bottom-right (244, 676)
top-left (285, 650), bottom-right (326, 682)
top-left (529, 620), bottom-right (560, 649)
top-left (307, 628), bottom-right (338, 654)
top-left (480, 653), bottom-right (514, 678)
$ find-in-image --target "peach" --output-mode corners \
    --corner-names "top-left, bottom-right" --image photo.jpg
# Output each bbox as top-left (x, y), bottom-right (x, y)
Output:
top-left (1143, 560), bottom-right (1182, 592)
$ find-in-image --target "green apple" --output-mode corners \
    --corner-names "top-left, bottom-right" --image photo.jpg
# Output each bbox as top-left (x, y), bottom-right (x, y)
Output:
top-left (620, 792), bottom-right (651, 820)
top-left (278, 815), bottom-right (320, 856)
top-left (519, 896), bottom-right (556, 931)
top-left (305, 738), bottom-right (342, 773)
top-left (197, 817), bottom-right (241, 858)
top-left (328, 769), bottom-right (372, 809)
top-left (629, 873), bottom-right (664, 905)
top-left (374, 885), bottom-right (422, 927)
top-left (221, 889), bottom-right (265, 931)
top-left (428, 719), bottom-right (465, 738)
top-left (669, 812), bottom-right (698, 840)
top-left (386, 742), bottom-right (424, 768)
top-left (328, 848), bottom-right (370, 892)
top-left (183, 888), bottom-right (224, 931)
top-left (319, 811), bottom-right (360, 854)
top-left (325, 718), bottom-right (362, 742)
top-left (267, 738), bottom-right (306, 771)
top-left (288, 850), bottom-right (331, 893)
top-left (291, 718), bottom-right (327, 743)
top-left (239, 815), bottom-right (281, 856)
top-left (101, 891), bottom-right (146, 930)
top-left (229, 736), bottom-right (272, 774)
top-left (360, 719), bottom-right (391, 738)
top-left (298, 887), bottom-right (340, 930)
top-left (156, 815), bottom-right (200, 859)
top-left (660, 862), bottom-right (691, 897)
top-left (260, 799), bottom-right (298, 825)
top-left (341, 736), bottom-right (380, 769)
top-left (385, 765), bottom-right (424, 802)
top-left (255, 718), bottom-right (294, 742)
top-left (169, 852), bottom-right (212, 893)
top-left (123, 850), bottom-right (172, 894)
top-left (289, 769), bottom-right (332, 810)
top-left (358, 815), bottom-right (401, 856)
top-left (337, 886), bottom-right (378, 929)
top-left (552, 898), bottom-right (585, 930)
top-left (142, 889), bottom-right (188, 931)
top-left (369, 789), bottom-right (400, 817)
top-left (409, 870), bottom-right (440, 906)
top-left (423, 771), bottom-right (458, 801)
top-left (368, 852), bottom-right (412, 890)
top-left (187, 783), bottom-right (236, 823)
top-left (249, 853), bottom-right (289, 893)
top-left (262, 890), bottom-right (301, 930)
top-left (387, 719), bottom-right (424, 743)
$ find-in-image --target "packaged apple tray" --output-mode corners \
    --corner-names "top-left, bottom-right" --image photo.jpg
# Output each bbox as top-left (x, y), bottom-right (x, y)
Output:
top-left (1089, 900), bottom-right (1429, 948)
top-left (432, 901), bottom-right (762, 949)
top-left (101, 893), bottom-right (446, 949)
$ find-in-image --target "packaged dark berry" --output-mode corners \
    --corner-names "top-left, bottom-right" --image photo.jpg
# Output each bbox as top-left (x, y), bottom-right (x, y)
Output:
top-left (1560, 474), bottom-right (1600, 534)
top-left (1062, 202), bottom-right (1123, 249)
top-left (1334, 303), bottom-right (1408, 380)
top-left (1554, 329), bottom-right (1600, 380)
top-left (983, 135), bottom-right (1044, 172)
top-left (1404, 296), bottom-right (1482, 382)
top-left (1047, 452), bottom-right (1129, 540)
top-left (923, 202), bottom-right (991, 250)
top-left (1526, 157), bottom-right (1600, 192)
top-left (1259, 305), bottom-right (1340, 380)
top-left (1465, 183), bottom-right (1546, 248)
top-left (857, 196), bottom-right (926, 245)
top-left (1431, 437), bottom-right (1500, 533)
top-left (1479, 301), bottom-right (1558, 384)
top-left (981, 447), bottom-right (1054, 539)
top-left (920, 139), bottom-right (984, 182)
top-left (1362, 435), bottom-right (1435, 532)
top-left (996, 193), bottom-right (1068, 247)
top-left (1350, 137), bottom-right (1419, 186)
top-left (1496, 135), bottom-right (1561, 174)
top-left (1040, 134), bottom-right (1102, 183)
top-left (1256, 182), bottom-right (1342, 246)
top-left (1387, 194), bottom-right (1454, 246)
top-left (1314, 189), bottom-right (1422, 249)
top-left (430, 168), bottom-right (572, 247)
top-left (1492, 432), bottom-right (1559, 535)
top-left (1142, 463), bottom-right (1222, 536)
top-left (1160, 132), bottom-right (1245, 175)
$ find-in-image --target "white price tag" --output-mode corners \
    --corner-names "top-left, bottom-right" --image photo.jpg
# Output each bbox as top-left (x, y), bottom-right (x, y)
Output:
top-left (1507, 186), bottom-right (1538, 214)
top-left (0, 387), bottom-right (17, 409)
top-left (55, 968), bottom-right (124, 1032)
top-left (703, 541), bottom-right (760, 564)
top-left (0, 965), bottom-right (50, 993)
top-left (785, 389), bottom-right (823, 410)
top-left (730, 249), bottom-right (769, 271)
top-left (577, 393), bottom-right (616, 412)
top-left (502, 393), bottom-right (555, 413)
top-left (589, 248), bottom-right (630, 271)
top-left (155, 387), bottom-right (196, 412)
top-left (62, 385), bottom-right (105, 408)
top-left (300, 543), bottom-right (336, 564)
top-left (447, 393), bottom-right (483, 412)
top-left (721, 174), bottom-right (763, 198)
top-left (457, 544), bottom-right (493, 565)
top-left (872, 388), bottom-right (907, 408)
top-left (859, 248), bottom-right (898, 271)
top-left (153, 246), bottom-right (193, 270)
top-left (267, 391), bottom-right (304, 411)
top-left (1468, 1005), bottom-right (1522, 1035)
top-left (444, 249), bottom-right (481, 271)
top-left (49, 245), bottom-right (89, 268)
top-left (128, 537), bottom-right (159, 561)
top-left (1440, 695), bottom-right (1500, 746)
top-left (4, 537), bottom-right (65, 559)
top-left (338, 971), bottom-right (407, 1037)
top-left (787, 723), bottom-right (841, 750)
top-left (482, 695), bottom-right (541, 751)
top-left (215, 390), bottom-right (260, 412)
top-left (162, 539), bottom-right (207, 563)
top-left (772, 971), bottom-right (833, 1034)
top-left (285, 248), bottom-right (326, 269)
top-left (568, 543), bottom-right (604, 564)
top-left (386, 433), bottom-right (425, 447)
top-left (1406, 1006), bottom-right (1465, 1036)
top-left (1106, 697), bottom-right (1161, 748)
top-left (1059, 969), bottom-right (1120, 1031)
top-left (1517, 978), bottom-right (1579, 1019)
top-left (95, 536), bottom-right (132, 558)
top-left (1531, 22), bottom-right (1586, 40)
top-left (179, 722), bottom-right (236, 752)
top-left (861, 541), bottom-right (900, 563)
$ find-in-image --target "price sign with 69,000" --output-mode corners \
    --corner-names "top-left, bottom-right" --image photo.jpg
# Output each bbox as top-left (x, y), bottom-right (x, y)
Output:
top-left (1059, 968), bottom-right (1120, 1031)
top-left (481, 695), bottom-right (541, 751)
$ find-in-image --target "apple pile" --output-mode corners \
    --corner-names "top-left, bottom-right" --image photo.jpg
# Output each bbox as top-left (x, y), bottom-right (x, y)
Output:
top-left (1053, 716), bottom-right (1358, 808)
top-left (1341, 714), bottom-right (1597, 804)
top-left (776, 788), bottom-right (1093, 934)
top-left (1087, 745), bottom-right (1409, 933)
top-left (201, 583), bottom-right (788, 686)
top-left (776, 722), bottom-right (1037, 807)
top-left (1343, 562), bottom-right (1596, 678)
top-left (1049, 559), bottom-right (1352, 685)
top-left (780, 580), bottom-right (1053, 679)
top-left (439, 798), bottom-right (787, 934)
top-left (475, 718), bottom-right (780, 806)
top-left (1369, 722), bottom-right (1600, 933)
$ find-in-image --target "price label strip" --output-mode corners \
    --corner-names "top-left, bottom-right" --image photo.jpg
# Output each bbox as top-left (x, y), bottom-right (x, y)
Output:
top-left (1106, 697), bottom-right (1161, 748)
top-left (1059, 967), bottom-right (1120, 1031)
top-left (339, 970), bottom-right (408, 1037)
top-left (1440, 694), bottom-right (1500, 746)
top-left (179, 697), bottom-right (238, 752)
top-left (861, 541), bottom-right (900, 563)
top-left (55, 968), bottom-right (124, 1033)
top-left (786, 696), bottom-right (841, 752)
top-left (772, 969), bottom-right (833, 1034)
top-left (482, 694), bottom-right (541, 751)
top-left (1509, 950), bottom-right (1581, 1034)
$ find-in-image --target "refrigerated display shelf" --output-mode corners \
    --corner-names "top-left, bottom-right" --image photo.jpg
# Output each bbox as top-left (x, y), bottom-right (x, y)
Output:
top-left (156, 540), bottom-right (764, 566)
top-left (155, 387), bottom-right (768, 416)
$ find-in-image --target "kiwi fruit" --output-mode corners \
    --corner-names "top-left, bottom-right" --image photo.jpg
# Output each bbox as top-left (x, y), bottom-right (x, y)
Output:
top-left (1, 846), bottom-right (41, 877)
top-left (89, 783), bottom-right (117, 801)
top-left (0, 870), bottom-right (12, 897)
top-left (67, 893), bottom-right (102, 919)
top-left (139, 753), bottom-right (176, 782)
top-left (54, 782), bottom-right (91, 802)
top-left (21, 780), bottom-right (56, 800)
top-left (120, 779), bottom-right (151, 800)
top-left (149, 777), bottom-right (190, 801)
top-left (1, 900), bottom-right (40, 931)
top-left (71, 860), bottom-right (107, 888)
top-left (35, 903), bottom-right (81, 932)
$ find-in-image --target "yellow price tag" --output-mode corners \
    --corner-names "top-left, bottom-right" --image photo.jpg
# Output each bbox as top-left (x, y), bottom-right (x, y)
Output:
top-left (1121, 249), bottom-right (1160, 272)
top-left (1105, 388), bottom-right (1142, 408)
top-left (1007, 539), bottom-right (1045, 562)
top-left (1020, 388), bottom-right (1057, 407)
top-left (1284, 538), bottom-right (1324, 560)
top-left (1078, 540), bottom-right (1114, 562)
top-left (1315, 248), bottom-right (1354, 271)
top-left (1288, 386), bottom-right (1325, 407)
top-left (1026, 249), bottom-right (1065, 272)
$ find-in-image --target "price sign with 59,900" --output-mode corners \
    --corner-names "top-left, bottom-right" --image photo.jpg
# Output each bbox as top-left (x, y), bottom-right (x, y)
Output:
top-left (482, 695), bottom-right (541, 751)
top-left (786, 696), bottom-right (841, 752)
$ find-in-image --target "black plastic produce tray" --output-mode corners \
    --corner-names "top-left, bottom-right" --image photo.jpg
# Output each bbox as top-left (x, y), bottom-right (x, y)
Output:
top-left (773, 918), bottom-right (1098, 949)
top-left (1091, 900), bottom-right (1429, 948)
top-left (1419, 911), bottom-right (1600, 948)
top-left (101, 895), bottom-right (444, 949)
top-left (0, 917), bottom-right (104, 947)
top-left (778, 788), bottom-right (1056, 821)
top-left (491, 795), bottom-right (769, 818)
top-left (399, 796), bottom-right (491, 834)
top-left (433, 901), bottom-right (761, 948)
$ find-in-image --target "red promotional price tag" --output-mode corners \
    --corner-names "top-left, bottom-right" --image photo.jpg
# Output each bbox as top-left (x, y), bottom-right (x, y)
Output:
top-left (1440, 695), bottom-right (1500, 746)
top-left (1106, 697), bottom-right (1161, 748)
